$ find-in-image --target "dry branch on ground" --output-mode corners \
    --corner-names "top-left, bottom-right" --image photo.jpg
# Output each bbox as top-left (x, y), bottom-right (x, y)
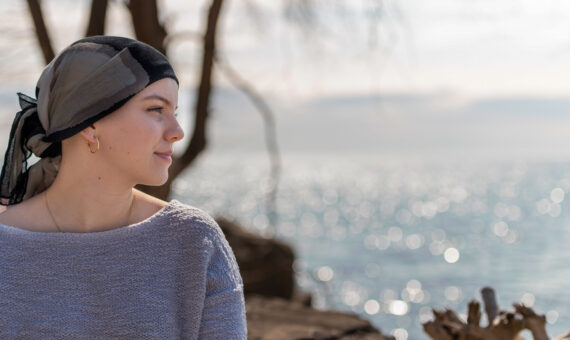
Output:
top-left (423, 287), bottom-right (569, 340)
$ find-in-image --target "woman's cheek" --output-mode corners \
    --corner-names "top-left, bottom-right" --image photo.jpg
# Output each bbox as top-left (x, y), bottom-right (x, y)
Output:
top-left (123, 119), bottom-right (156, 145)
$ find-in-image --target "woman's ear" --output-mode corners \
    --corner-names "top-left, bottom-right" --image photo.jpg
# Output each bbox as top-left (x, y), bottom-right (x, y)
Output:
top-left (79, 124), bottom-right (97, 143)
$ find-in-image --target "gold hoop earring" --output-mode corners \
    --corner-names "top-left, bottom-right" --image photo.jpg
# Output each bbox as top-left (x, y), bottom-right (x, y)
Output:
top-left (88, 137), bottom-right (100, 154)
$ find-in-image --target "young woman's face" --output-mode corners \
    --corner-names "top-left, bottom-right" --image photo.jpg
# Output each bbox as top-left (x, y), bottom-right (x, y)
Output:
top-left (94, 78), bottom-right (183, 186)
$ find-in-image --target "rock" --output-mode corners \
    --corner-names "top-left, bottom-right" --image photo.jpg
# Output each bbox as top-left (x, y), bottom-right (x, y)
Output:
top-left (246, 295), bottom-right (394, 340)
top-left (217, 218), bottom-right (395, 340)
top-left (216, 217), bottom-right (295, 299)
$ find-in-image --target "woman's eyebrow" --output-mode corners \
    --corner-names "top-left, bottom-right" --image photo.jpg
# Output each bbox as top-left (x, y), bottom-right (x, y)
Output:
top-left (142, 94), bottom-right (178, 109)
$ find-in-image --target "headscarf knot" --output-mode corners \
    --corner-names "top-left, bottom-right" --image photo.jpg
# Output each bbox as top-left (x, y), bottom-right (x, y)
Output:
top-left (0, 93), bottom-right (60, 205)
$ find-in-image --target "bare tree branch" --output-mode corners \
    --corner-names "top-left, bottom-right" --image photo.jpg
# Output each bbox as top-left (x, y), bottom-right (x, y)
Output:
top-left (214, 54), bottom-right (282, 229)
top-left (85, 0), bottom-right (108, 36)
top-left (26, 0), bottom-right (54, 64)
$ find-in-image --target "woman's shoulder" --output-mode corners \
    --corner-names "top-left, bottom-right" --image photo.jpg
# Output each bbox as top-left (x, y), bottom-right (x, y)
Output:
top-left (169, 202), bottom-right (220, 233)
top-left (161, 205), bottom-right (223, 242)
top-left (133, 190), bottom-right (220, 237)
top-left (0, 195), bottom-right (51, 232)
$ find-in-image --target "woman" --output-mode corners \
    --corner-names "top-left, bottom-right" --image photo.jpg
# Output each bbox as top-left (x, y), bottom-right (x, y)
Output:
top-left (0, 36), bottom-right (246, 338)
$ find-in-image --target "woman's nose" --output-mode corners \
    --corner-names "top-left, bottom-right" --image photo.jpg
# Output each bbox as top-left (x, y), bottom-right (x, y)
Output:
top-left (166, 118), bottom-right (184, 142)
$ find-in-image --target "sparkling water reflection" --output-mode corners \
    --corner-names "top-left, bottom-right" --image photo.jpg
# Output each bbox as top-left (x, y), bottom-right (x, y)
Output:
top-left (173, 156), bottom-right (570, 339)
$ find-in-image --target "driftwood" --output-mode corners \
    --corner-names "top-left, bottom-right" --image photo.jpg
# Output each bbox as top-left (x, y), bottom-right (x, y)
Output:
top-left (423, 287), bottom-right (570, 340)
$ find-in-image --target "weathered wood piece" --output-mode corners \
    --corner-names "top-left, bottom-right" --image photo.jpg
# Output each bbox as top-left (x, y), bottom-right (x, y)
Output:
top-left (423, 287), bottom-right (569, 340)
top-left (482, 287), bottom-right (499, 322)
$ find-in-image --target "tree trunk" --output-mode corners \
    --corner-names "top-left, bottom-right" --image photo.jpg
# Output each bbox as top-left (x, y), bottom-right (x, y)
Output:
top-left (26, 0), bottom-right (55, 64)
top-left (127, 0), bottom-right (167, 54)
top-left (85, 0), bottom-right (108, 36)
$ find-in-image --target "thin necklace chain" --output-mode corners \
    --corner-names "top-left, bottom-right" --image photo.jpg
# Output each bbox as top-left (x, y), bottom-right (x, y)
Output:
top-left (44, 191), bottom-right (62, 232)
top-left (43, 191), bottom-right (134, 233)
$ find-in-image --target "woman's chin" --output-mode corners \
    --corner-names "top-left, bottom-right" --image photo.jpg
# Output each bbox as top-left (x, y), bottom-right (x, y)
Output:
top-left (154, 176), bottom-right (169, 186)
top-left (139, 173), bottom-right (169, 187)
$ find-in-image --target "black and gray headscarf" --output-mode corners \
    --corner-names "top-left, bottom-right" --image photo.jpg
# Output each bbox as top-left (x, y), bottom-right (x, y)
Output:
top-left (0, 36), bottom-right (178, 205)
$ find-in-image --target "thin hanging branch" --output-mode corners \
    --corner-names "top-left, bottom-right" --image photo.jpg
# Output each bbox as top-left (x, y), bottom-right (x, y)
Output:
top-left (214, 54), bottom-right (282, 229)
top-left (26, 0), bottom-right (55, 64)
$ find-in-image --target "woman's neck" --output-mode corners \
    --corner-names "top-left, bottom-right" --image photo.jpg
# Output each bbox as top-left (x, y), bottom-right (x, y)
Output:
top-left (44, 171), bottom-right (136, 233)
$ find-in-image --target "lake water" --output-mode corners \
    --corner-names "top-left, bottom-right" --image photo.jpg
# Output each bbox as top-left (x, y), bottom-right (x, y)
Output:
top-left (173, 153), bottom-right (569, 340)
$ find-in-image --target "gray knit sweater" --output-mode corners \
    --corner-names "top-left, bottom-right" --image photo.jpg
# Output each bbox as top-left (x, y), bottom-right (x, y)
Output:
top-left (0, 200), bottom-right (247, 339)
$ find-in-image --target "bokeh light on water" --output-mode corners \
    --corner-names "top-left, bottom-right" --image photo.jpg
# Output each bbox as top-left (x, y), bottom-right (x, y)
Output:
top-left (172, 155), bottom-right (570, 339)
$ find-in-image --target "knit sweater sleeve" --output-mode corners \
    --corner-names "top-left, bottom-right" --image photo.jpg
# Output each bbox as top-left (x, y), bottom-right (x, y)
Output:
top-left (196, 214), bottom-right (247, 339)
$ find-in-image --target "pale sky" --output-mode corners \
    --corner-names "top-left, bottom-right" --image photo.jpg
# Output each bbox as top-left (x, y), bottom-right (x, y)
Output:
top-left (3, 0), bottom-right (570, 98)
top-left (215, 0), bottom-right (570, 99)
top-left (2, 0), bottom-right (570, 160)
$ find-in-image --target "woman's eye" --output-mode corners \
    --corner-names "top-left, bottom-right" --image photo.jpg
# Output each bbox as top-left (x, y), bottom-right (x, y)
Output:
top-left (148, 106), bottom-right (178, 118)
top-left (148, 106), bottom-right (163, 113)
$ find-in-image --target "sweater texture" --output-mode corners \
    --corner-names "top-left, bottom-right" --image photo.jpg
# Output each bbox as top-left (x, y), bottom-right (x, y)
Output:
top-left (0, 200), bottom-right (247, 339)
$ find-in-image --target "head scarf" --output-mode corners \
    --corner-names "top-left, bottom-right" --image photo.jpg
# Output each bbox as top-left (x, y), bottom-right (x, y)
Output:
top-left (0, 36), bottom-right (178, 205)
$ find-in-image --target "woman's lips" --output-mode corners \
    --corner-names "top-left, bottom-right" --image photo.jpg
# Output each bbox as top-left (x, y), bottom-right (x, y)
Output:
top-left (154, 152), bottom-right (172, 163)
